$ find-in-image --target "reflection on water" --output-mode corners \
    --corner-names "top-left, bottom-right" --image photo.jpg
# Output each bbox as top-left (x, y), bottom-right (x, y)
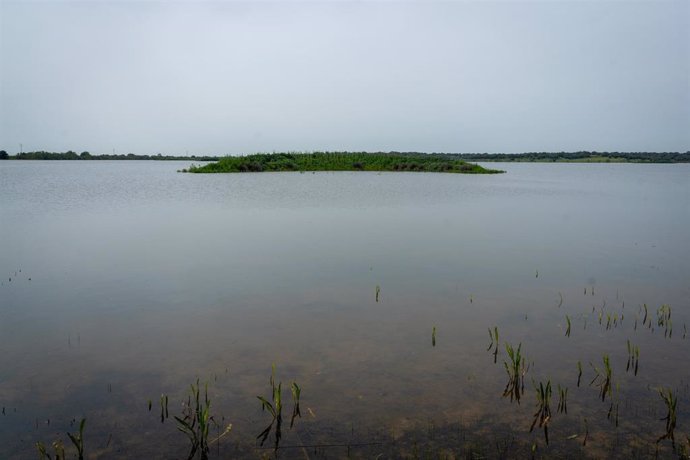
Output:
top-left (1, 161), bottom-right (689, 458)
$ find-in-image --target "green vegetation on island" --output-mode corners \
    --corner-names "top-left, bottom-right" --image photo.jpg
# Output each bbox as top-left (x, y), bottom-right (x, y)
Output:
top-left (184, 152), bottom-right (503, 174)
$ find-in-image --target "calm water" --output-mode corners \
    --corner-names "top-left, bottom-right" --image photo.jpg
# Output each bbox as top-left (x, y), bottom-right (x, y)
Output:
top-left (1, 161), bottom-right (689, 458)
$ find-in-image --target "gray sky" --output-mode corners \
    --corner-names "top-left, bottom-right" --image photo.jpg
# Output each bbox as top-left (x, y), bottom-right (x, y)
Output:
top-left (1, 0), bottom-right (688, 155)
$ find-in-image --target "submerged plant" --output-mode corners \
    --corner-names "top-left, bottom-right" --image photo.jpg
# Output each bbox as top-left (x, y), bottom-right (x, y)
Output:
top-left (502, 342), bottom-right (528, 404)
top-left (530, 380), bottom-right (552, 445)
top-left (590, 354), bottom-right (613, 401)
top-left (36, 440), bottom-right (65, 460)
top-left (577, 361), bottom-right (583, 387)
top-left (432, 326), bottom-right (436, 347)
top-left (289, 382), bottom-right (301, 428)
top-left (257, 364), bottom-right (302, 453)
top-left (657, 387), bottom-right (677, 448)
top-left (487, 326), bottom-right (499, 363)
top-left (66, 418), bottom-right (86, 460)
top-left (626, 340), bottom-right (640, 376)
top-left (375, 285), bottom-right (380, 302)
top-left (565, 315), bottom-right (571, 337)
top-left (174, 380), bottom-right (214, 460)
top-left (657, 305), bottom-right (672, 338)
top-left (557, 384), bottom-right (568, 414)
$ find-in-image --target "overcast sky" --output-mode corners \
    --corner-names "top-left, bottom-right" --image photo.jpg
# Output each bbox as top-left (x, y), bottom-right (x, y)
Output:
top-left (1, 0), bottom-right (688, 155)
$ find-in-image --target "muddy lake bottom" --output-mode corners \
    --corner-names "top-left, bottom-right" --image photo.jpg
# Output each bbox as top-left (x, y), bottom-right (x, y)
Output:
top-left (1, 161), bottom-right (689, 458)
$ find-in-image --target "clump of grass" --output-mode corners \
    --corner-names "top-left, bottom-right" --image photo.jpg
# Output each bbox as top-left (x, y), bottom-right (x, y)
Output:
top-left (565, 315), bottom-right (571, 337)
top-left (530, 380), bottom-right (552, 445)
top-left (174, 379), bottom-right (217, 460)
top-left (257, 364), bottom-right (302, 453)
top-left (289, 382), bottom-right (301, 428)
top-left (502, 342), bottom-right (528, 404)
top-left (557, 384), bottom-right (568, 414)
top-left (36, 440), bottom-right (65, 460)
top-left (590, 354), bottom-right (613, 401)
top-left (38, 419), bottom-right (86, 460)
top-left (657, 387), bottom-right (677, 448)
top-left (66, 418), bottom-right (86, 460)
top-left (626, 340), bottom-right (640, 376)
top-left (657, 305), bottom-right (672, 338)
top-left (160, 394), bottom-right (169, 423)
top-left (487, 326), bottom-right (499, 363)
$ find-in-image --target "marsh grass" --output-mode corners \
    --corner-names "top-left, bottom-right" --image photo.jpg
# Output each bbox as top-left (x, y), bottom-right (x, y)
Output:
top-left (657, 388), bottom-right (677, 448)
top-left (36, 440), bottom-right (65, 460)
top-left (530, 381), bottom-right (552, 445)
top-left (36, 419), bottom-right (85, 460)
top-left (565, 315), bottom-right (571, 337)
top-left (375, 285), bottom-right (381, 303)
top-left (626, 340), bottom-right (640, 376)
top-left (557, 385), bottom-right (568, 415)
top-left (657, 305), bottom-right (672, 338)
top-left (590, 355), bottom-right (613, 402)
top-left (487, 327), bottom-right (499, 363)
top-left (432, 326), bottom-right (437, 347)
top-left (257, 365), bottom-right (302, 453)
top-left (577, 361), bottom-right (582, 388)
top-left (503, 342), bottom-right (528, 404)
top-left (174, 379), bottom-right (218, 460)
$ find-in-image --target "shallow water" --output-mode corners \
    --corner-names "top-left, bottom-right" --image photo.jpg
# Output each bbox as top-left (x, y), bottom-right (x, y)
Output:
top-left (1, 161), bottom-right (689, 458)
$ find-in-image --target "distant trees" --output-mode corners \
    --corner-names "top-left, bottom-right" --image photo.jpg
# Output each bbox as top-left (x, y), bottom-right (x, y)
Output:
top-left (6, 151), bottom-right (220, 161)
top-left (0, 150), bottom-right (8, 159)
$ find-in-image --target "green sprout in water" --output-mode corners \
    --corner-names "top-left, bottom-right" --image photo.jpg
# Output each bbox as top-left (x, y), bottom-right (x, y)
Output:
top-left (590, 354), bottom-right (613, 402)
top-left (530, 380), bottom-right (552, 445)
top-left (657, 387), bottom-right (677, 448)
top-left (557, 384), bottom-right (568, 414)
top-left (502, 342), bottom-right (528, 404)
top-left (257, 364), bottom-right (302, 453)
top-left (487, 326), bottom-right (499, 363)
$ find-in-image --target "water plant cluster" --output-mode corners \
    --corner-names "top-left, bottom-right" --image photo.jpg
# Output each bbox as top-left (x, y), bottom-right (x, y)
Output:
top-left (183, 152), bottom-right (504, 174)
top-left (484, 281), bottom-right (689, 456)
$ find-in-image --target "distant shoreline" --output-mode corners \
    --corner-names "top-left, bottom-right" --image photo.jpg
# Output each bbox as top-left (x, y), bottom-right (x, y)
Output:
top-left (0, 150), bottom-right (687, 163)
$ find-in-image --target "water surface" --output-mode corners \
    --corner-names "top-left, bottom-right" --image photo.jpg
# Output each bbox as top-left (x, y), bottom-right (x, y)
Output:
top-left (1, 161), bottom-right (688, 458)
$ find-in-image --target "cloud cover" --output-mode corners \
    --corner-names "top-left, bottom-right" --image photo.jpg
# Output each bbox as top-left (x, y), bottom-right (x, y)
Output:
top-left (1, 0), bottom-right (688, 155)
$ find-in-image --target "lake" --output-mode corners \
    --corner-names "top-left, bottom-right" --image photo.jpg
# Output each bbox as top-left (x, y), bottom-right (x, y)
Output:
top-left (1, 161), bottom-right (689, 459)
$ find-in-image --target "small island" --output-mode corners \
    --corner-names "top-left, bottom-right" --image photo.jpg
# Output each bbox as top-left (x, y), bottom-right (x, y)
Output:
top-left (183, 152), bottom-right (504, 174)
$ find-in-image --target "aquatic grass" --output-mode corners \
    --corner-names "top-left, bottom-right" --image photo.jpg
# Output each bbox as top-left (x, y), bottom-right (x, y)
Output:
top-left (174, 379), bottom-right (220, 460)
top-left (577, 361), bottom-right (582, 387)
top-left (557, 384), bottom-right (568, 415)
top-left (565, 315), bottom-right (571, 337)
top-left (289, 382), bottom-right (301, 429)
top-left (529, 380), bottom-right (552, 445)
top-left (626, 340), bottom-right (640, 376)
top-left (257, 365), bottom-right (302, 452)
top-left (66, 418), bottom-right (86, 460)
top-left (375, 285), bottom-right (380, 303)
top-left (590, 354), bottom-right (613, 402)
top-left (36, 440), bottom-right (65, 460)
top-left (487, 327), bottom-right (499, 363)
top-left (657, 387), bottom-right (677, 448)
top-left (431, 326), bottom-right (436, 347)
top-left (502, 342), bottom-right (528, 404)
